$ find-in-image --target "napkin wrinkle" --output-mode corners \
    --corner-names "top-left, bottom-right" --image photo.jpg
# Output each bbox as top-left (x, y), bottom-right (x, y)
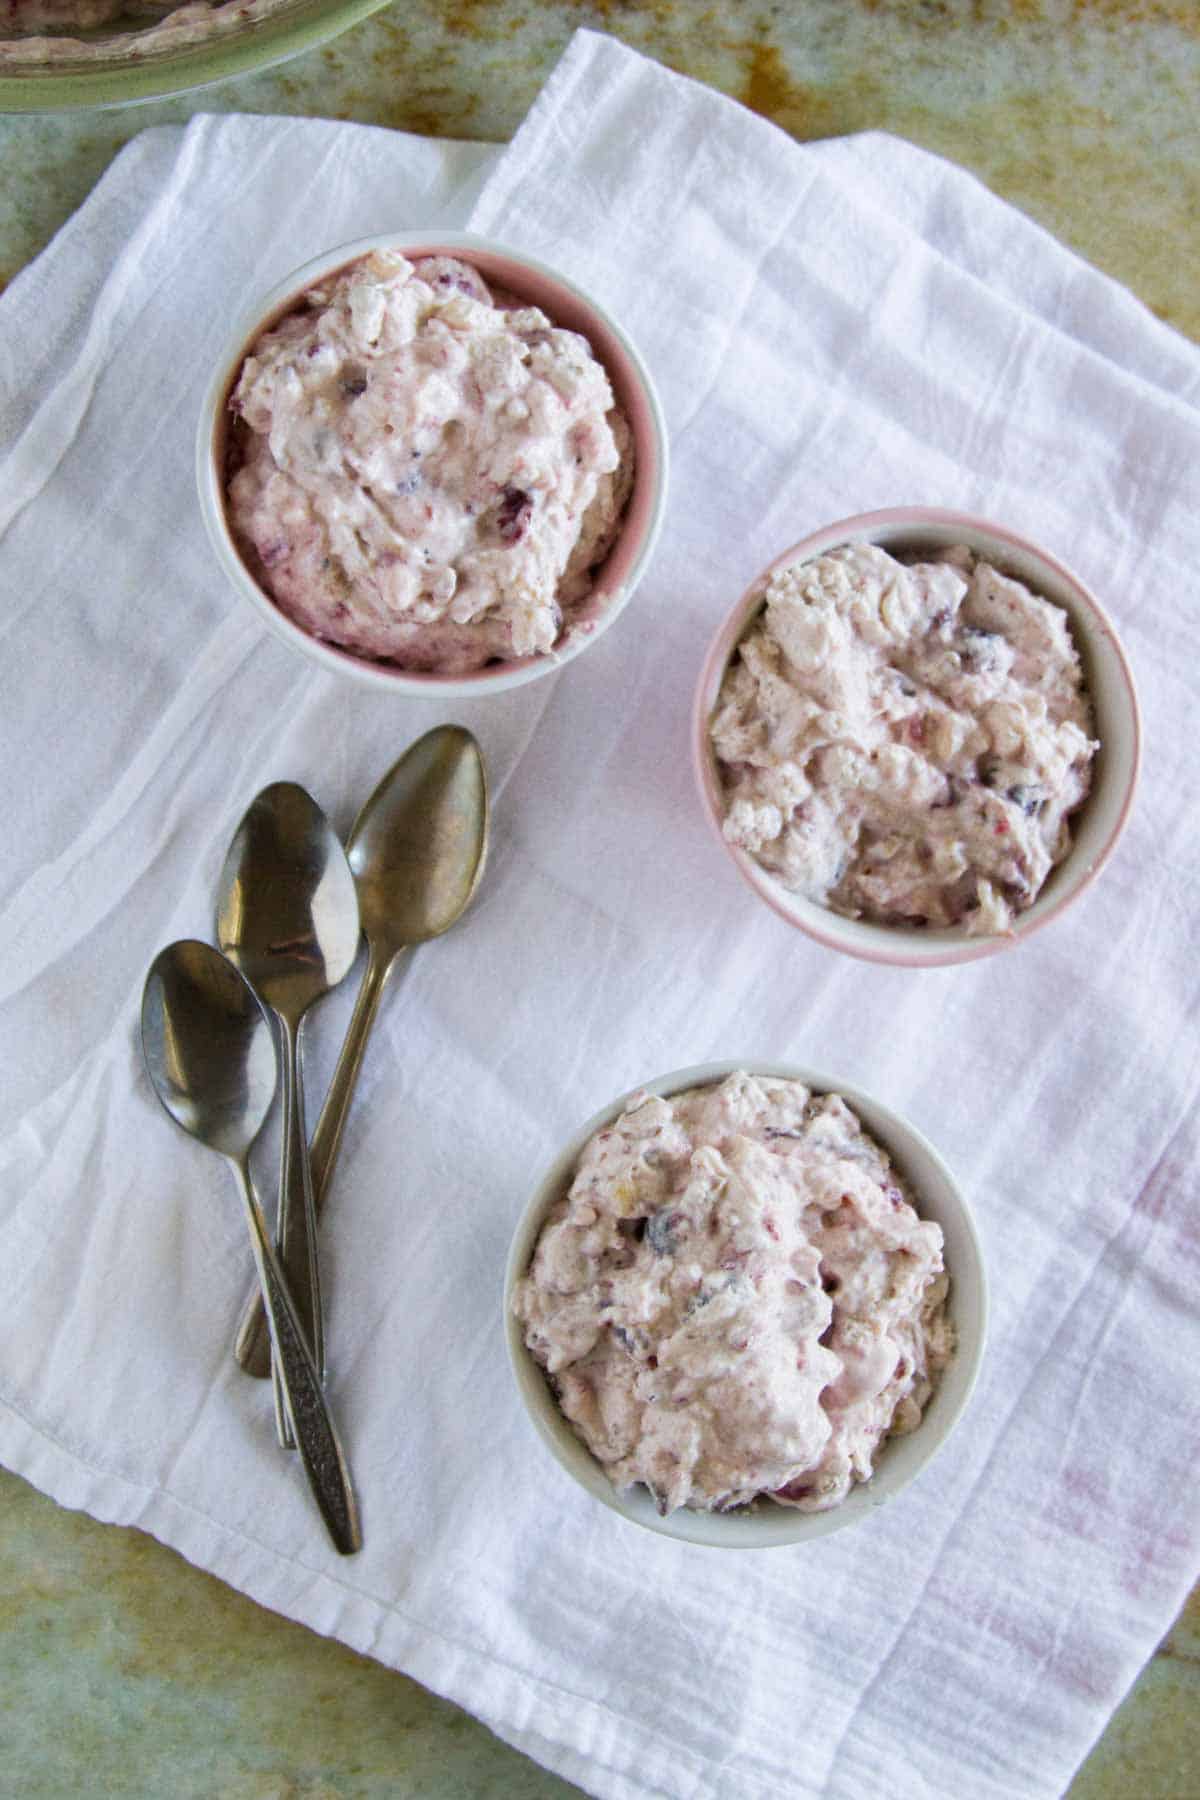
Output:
top-left (821, 1557), bottom-right (936, 1796)
top-left (824, 163), bottom-right (1200, 447)
top-left (886, 1193), bottom-right (1158, 1693)
top-left (485, 675), bottom-right (558, 806)
top-left (828, 127), bottom-right (1200, 414)
top-left (19, 1056), bottom-right (174, 1425)
top-left (494, 827), bottom-right (636, 945)
top-left (0, 610), bottom-right (263, 1004)
top-left (827, 128), bottom-right (1173, 440)
top-left (491, 1680), bottom-right (767, 1800)
top-left (150, 1347), bottom-right (240, 1500)
top-left (670, 217), bottom-right (797, 447)
top-left (0, 126), bottom-right (205, 540)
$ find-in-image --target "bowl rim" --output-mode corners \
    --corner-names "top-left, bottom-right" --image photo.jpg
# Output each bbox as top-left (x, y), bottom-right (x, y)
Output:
top-left (503, 1058), bottom-right (989, 1549)
top-left (196, 228), bottom-right (670, 698)
top-left (692, 506), bottom-right (1143, 969)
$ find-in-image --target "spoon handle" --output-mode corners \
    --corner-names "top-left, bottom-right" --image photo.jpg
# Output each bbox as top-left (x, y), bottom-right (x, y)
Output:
top-left (310, 941), bottom-right (394, 1204)
top-left (236, 945), bottom-right (398, 1379)
top-left (272, 1011), bottom-right (323, 1446)
top-left (231, 1156), bottom-right (361, 1556)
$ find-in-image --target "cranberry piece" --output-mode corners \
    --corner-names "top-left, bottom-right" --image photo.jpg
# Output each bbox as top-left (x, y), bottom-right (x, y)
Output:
top-left (496, 486), bottom-right (533, 544)
top-left (774, 1478), bottom-right (815, 1501)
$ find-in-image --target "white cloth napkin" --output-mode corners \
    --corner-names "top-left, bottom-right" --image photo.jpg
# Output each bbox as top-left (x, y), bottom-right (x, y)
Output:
top-left (2, 29), bottom-right (1198, 1800)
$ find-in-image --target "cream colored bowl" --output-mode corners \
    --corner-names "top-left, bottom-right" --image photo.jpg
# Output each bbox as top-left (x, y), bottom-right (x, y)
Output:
top-left (693, 508), bottom-right (1141, 968)
top-left (504, 1060), bottom-right (987, 1548)
top-left (197, 230), bottom-right (668, 698)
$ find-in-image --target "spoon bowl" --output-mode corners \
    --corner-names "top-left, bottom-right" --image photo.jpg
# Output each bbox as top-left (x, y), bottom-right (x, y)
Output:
top-left (350, 724), bottom-right (490, 952)
top-left (142, 939), bottom-right (276, 1157)
top-left (217, 782), bottom-right (362, 1009)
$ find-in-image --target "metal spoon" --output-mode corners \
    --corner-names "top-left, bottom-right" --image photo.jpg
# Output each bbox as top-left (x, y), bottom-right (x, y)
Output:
top-left (235, 726), bottom-right (489, 1378)
top-left (216, 783), bottom-right (360, 1444)
top-left (140, 940), bottom-right (361, 1556)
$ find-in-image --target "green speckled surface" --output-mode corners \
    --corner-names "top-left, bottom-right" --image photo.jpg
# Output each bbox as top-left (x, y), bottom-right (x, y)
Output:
top-left (1, 1466), bottom-right (582, 1800)
top-left (1, 4), bottom-right (1197, 1794)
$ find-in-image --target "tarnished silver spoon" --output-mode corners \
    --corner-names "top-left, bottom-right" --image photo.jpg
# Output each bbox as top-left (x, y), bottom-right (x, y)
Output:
top-left (235, 726), bottom-right (489, 1378)
top-left (216, 783), bottom-right (360, 1444)
top-left (140, 940), bottom-right (361, 1556)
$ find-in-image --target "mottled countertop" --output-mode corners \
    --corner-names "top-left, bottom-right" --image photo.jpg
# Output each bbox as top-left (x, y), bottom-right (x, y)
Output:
top-left (2, 4), bottom-right (1197, 1795)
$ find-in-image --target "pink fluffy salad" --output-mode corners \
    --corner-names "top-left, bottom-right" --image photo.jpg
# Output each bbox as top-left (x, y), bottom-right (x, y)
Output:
top-left (710, 541), bottom-right (1098, 934)
top-left (513, 1072), bottom-right (953, 1516)
top-left (223, 250), bottom-right (634, 674)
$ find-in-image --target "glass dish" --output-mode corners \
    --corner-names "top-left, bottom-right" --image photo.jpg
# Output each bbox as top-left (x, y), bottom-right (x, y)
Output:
top-left (0, 0), bottom-right (390, 112)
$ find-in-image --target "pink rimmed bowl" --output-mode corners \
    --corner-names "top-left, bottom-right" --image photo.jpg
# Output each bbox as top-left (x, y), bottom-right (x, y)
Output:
top-left (504, 1059), bottom-right (987, 1549)
top-left (197, 231), bottom-right (668, 698)
top-left (693, 508), bottom-right (1142, 969)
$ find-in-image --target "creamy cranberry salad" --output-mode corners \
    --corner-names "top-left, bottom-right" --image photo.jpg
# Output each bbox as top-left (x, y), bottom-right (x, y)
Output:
top-left (710, 542), bottom-right (1098, 934)
top-left (224, 251), bottom-right (633, 674)
top-left (514, 1072), bottom-right (952, 1516)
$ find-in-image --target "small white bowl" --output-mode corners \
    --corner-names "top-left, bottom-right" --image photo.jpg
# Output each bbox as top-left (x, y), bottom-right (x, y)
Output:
top-left (196, 231), bottom-right (669, 698)
top-left (693, 508), bottom-right (1142, 968)
top-left (504, 1060), bottom-right (987, 1548)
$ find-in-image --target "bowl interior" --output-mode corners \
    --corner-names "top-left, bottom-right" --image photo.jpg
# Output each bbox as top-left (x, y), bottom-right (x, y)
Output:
top-left (504, 1060), bottom-right (987, 1548)
top-left (695, 510), bottom-right (1141, 967)
top-left (202, 232), bottom-right (667, 695)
